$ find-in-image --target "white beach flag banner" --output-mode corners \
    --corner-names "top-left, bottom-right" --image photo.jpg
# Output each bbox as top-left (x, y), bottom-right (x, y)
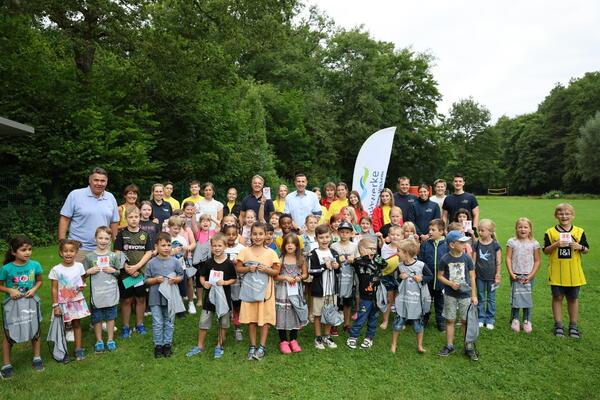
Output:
top-left (352, 127), bottom-right (396, 216)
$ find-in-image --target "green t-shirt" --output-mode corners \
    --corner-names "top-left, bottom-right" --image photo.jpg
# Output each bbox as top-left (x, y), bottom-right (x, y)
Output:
top-left (0, 260), bottom-right (43, 299)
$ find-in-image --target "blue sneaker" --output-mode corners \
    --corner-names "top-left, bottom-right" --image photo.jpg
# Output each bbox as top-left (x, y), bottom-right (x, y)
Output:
top-left (106, 340), bottom-right (117, 352)
top-left (135, 324), bottom-right (147, 335)
top-left (186, 346), bottom-right (203, 358)
top-left (75, 348), bottom-right (86, 361)
top-left (121, 326), bottom-right (131, 339)
top-left (214, 346), bottom-right (224, 359)
top-left (94, 341), bottom-right (105, 353)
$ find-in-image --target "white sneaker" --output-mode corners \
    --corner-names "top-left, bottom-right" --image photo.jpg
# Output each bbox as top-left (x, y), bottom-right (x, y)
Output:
top-left (65, 329), bottom-right (75, 342)
top-left (188, 302), bottom-right (197, 315)
top-left (314, 337), bottom-right (325, 350)
top-left (486, 324), bottom-right (495, 330)
top-left (478, 322), bottom-right (484, 328)
top-left (323, 336), bottom-right (337, 349)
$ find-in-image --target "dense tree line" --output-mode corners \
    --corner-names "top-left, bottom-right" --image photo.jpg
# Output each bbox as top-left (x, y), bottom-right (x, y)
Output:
top-left (1, 0), bottom-right (600, 245)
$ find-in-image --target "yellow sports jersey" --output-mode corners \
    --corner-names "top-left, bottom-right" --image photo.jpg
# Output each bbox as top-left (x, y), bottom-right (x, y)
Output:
top-left (275, 235), bottom-right (304, 253)
top-left (546, 225), bottom-right (586, 286)
top-left (273, 198), bottom-right (286, 213)
top-left (325, 198), bottom-right (349, 222)
top-left (318, 205), bottom-right (328, 225)
top-left (382, 205), bottom-right (391, 225)
top-left (181, 195), bottom-right (204, 207)
top-left (164, 196), bottom-right (180, 211)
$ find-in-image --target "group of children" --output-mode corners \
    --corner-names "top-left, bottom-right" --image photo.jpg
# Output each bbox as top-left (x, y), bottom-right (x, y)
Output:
top-left (0, 188), bottom-right (589, 377)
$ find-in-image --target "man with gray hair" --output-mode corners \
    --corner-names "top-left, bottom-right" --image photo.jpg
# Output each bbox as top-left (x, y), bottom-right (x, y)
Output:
top-left (58, 167), bottom-right (120, 262)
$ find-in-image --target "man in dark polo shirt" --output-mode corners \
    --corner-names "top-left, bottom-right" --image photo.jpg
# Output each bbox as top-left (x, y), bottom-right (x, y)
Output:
top-left (442, 173), bottom-right (480, 226)
top-left (393, 176), bottom-right (416, 223)
top-left (239, 175), bottom-right (274, 225)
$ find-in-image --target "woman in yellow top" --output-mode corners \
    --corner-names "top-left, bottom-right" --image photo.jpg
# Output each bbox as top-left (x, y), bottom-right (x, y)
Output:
top-left (273, 184), bottom-right (288, 213)
top-left (543, 203), bottom-right (589, 339)
top-left (118, 184), bottom-right (139, 230)
top-left (325, 182), bottom-right (349, 222)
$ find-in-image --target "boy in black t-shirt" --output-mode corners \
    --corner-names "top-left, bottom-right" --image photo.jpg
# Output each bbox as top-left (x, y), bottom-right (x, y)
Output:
top-left (186, 234), bottom-right (236, 359)
top-left (114, 205), bottom-right (154, 338)
top-left (437, 230), bottom-right (479, 361)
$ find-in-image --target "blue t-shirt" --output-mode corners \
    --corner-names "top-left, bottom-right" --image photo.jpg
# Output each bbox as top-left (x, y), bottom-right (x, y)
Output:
top-left (0, 260), bottom-right (43, 298)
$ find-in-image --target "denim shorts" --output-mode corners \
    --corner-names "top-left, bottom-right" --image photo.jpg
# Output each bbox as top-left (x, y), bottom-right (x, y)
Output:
top-left (91, 305), bottom-right (118, 324)
top-left (393, 315), bottom-right (423, 333)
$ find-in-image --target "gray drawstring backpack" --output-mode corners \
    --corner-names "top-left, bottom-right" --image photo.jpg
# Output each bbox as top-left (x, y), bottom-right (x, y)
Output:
top-left (510, 279), bottom-right (533, 308)
top-left (2, 296), bottom-right (41, 344)
top-left (47, 314), bottom-right (69, 362)
top-left (208, 285), bottom-right (230, 318)
top-left (376, 282), bottom-right (388, 312)
top-left (289, 283), bottom-right (309, 327)
top-left (320, 270), bottom-right (343, 326)
top-left (465, 303), bottom-right (480, 343)
top-left (239, 262), bottom-right (271, 302)
top-left (339, 262), bottom-right (354, 299)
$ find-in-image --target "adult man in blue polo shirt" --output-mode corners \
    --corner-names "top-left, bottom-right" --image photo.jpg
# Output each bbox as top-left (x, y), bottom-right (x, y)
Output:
top-left (284, 173), bottom-right (322, 229)
top-left (58, 167), bottom-right (120, 262)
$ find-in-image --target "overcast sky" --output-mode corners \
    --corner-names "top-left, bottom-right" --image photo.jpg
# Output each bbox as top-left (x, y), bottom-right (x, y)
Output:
top-left (311, 0), bottom-right (600, 121)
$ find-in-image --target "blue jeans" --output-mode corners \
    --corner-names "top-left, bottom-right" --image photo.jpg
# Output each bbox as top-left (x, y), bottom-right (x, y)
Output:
top-left (476, 278), bottom-right (496, 325)
top-left (349, 299), bottom-right (379, 339)
top-left (151, 305), bottom-right (174, 346)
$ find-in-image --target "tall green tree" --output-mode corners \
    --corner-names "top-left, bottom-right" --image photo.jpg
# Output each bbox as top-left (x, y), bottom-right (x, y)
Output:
top-left (442, 98), bottom-right (503, 193)
top-left (576, 111), bottom-right (600, 184)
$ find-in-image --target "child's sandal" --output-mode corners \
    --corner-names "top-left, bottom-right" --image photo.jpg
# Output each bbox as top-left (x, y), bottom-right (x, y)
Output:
top-left (554, 326), bottom-right (565, 337)
top-left (568, 326), bottom-right (580, 339)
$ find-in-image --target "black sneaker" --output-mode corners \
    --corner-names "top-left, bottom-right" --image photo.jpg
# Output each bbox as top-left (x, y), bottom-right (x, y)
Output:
top-left (436, 322), bottom-right (447, 332)
top-left (437, 345), bottom-right (455, 357)
top-left (1, 364), bottom-right (14, 379)
top-left (154, 345), bottom-right (164, 358)
top-left (163, 344), bottom-right (173, 358)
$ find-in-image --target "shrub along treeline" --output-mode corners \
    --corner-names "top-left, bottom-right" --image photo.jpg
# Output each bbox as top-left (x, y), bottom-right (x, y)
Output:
top-left (1, 1), bottom-right (600, 246)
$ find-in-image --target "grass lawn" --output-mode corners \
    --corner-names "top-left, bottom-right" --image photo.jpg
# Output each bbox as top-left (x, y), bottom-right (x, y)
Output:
top-left (2, 197), bottom-right (599, 399)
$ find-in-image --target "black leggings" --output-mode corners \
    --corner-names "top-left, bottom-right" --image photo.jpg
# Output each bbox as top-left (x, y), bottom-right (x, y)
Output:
top-left (278, 329), bottom-right (298, 342)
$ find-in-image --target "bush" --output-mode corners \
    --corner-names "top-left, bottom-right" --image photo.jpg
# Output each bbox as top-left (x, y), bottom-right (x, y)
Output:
top-left (541, 190), bottom-right (563, 199)
top-left (0, 202), bottom-right (57, 253)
